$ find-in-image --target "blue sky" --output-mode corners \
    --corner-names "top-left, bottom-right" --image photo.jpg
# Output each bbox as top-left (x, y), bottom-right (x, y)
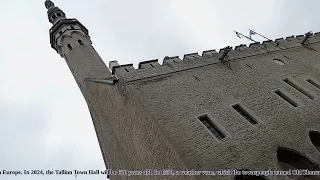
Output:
top-left (0, 0), bottom-right (319, 179)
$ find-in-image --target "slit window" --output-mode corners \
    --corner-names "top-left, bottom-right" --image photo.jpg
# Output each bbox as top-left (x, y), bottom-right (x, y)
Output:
top-left (150, 64), bottom-right (154, 68)
top-left (78, 40), bottom-right (84, 45)
top-left (306, 78), bottom-right (320, 90)
top-left (232, 104), bottom-right (258, 125)
top-left (67, 44), bottom-right (72, 51)
top-left (124, 68), bottom-right (129, 72)
top-left (52, 14), bottom-right (56, 20)
top-left (283, 78), bottom-right (315, 100)
top-left (71, 25), bottom-right (75, 29)
top-left (274, 90), bottom-right (299, 107)
top-left (198, 115), bottom-right (225, 140)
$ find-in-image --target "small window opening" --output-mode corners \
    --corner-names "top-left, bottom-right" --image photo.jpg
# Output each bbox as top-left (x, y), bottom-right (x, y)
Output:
top-left (198, 115), bottom-right (226, 140)
top-left (67, 44), bottom-right (72, 51)
top-left (59, 31), bottom-right (62, 35)
top-left (274, 90), bottom-right (299, 107)
top-left (70, 25), bottom-right (75, 29)
top-left (57, 13), bottom-right (62, 17)
top-left (309, 131), bottom-right (320, 152)
top-left (78, 40), bottom-right (84, 45)
top-left (52, 14), bottom-right (56, 19)
top-left (283, 78), bottom-right (315, 100)
top-left (306, 78), bottom-right (320, 90)
top-left (232, 104), bottom-right (258, 125)
top-left (124, 68), bottom-right (129, 72)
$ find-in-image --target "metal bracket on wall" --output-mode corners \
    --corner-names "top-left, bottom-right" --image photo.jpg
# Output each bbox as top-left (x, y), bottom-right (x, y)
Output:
top-left (84, 75), bottom-right (119, 85)
top-left (219, 46), bottom-right (232, 69)
top-left (301, 31), bottom-right (314, 50)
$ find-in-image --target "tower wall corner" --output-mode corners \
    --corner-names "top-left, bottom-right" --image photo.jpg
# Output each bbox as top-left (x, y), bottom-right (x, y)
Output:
top-left (83, 79), bottom-right (195, 180)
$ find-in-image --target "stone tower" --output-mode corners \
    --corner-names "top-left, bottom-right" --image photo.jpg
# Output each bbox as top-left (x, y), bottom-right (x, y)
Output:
top-left (45, 1), bottom-right (320, 180)
top-left (44, 0), bottom-right (112, 93)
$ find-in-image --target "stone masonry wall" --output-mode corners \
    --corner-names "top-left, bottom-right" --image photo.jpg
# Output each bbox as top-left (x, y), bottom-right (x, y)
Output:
top-left (104, 32), bottom-right (320, 180)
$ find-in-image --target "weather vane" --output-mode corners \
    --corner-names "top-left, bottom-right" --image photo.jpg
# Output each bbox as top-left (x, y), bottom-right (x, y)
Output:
top-left (233, 29), bottom-right (272, 42)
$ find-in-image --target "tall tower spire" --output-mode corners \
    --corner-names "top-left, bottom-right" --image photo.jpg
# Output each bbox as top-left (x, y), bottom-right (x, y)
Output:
top-left (45, 0), bottom-right (66, 24)
top-left (44, 0), bottom-right (112, 96)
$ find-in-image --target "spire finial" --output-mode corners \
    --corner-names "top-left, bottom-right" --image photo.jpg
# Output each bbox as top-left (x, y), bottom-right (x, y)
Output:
top-left (44, 0), bottom-right (66, 24)
top-left (45, 0), bottom-right (55, 9)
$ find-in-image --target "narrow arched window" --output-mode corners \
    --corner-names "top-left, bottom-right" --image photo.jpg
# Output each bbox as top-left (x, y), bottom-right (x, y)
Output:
top-left (78, 40), bottom-right (84, 45)
top-left (67, 44), bottom-right (72, 51)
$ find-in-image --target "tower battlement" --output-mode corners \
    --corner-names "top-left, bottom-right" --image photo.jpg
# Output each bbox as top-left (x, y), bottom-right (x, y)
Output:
top-left (111, 32), bottom-right (320, 82)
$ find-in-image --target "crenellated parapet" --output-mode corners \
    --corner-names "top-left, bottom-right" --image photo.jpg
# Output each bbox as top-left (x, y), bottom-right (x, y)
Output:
top-left (183, 53), bottom-right (202, 61)
top-left (112, 64), bottom-right (135, 75)
top-left (138, 59), bottom-right (160, 69)
top-left (202, 49), bottom-right (218, 58)
top-left (50, 18), bottom-right (89, 53)
top-left (163, 56), bottom-right (182, 64)
top-left (109, 32), bottom-right (320, 79)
